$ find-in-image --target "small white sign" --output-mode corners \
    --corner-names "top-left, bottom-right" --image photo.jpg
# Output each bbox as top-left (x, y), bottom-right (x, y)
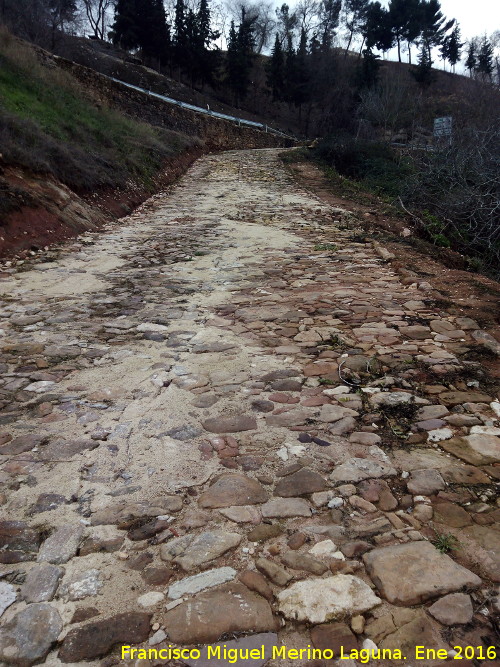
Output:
top-left (434, 116), bottom-right (453, 137)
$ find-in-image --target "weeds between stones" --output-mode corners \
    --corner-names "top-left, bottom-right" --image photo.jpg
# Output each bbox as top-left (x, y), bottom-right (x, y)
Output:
top-left (432, 531), bottom-right (461, 554)
top-left (313, 243), bottom-right (338, 251)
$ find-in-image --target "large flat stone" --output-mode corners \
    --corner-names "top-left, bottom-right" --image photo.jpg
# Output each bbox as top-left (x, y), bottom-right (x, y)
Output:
top-left (163, 583), bottom-right (277, 644)
top-left (266, 409), bottom-right (312, 427)
top-left (0, 603), bottom-right (62, 665)
top-left (471, 330), bottom-right (500, 355)
top-left (59, 568), bottom-right (103, 601)
top-left (256, 557), bottom-right (292, 586)
top-left (261, 498), bottom-right (311, 518)
top-left (21, 563), bottom-right (63, 603)
top-left (441, 435), bottom-right (500, 465)
top-left (202, 415), bottom-right (257, 433)
top-left (59, 612), bottom-right (151, 662)
top-left (311, 622), bottom-right (358, 653)
top-left (441, 464), bottom-right (491, 485)
top-left (369, 392), bottom-right (414, 408)
top-left (0, 521), bottom-right (41, 563)
top-left (277, 575), bottom-right (381, 623)
top-left (438, 391), bottom-right (492, 406)
top-left (160, 530), bottom-right (241, 571)
top-left (363, 541), bottom-right (481, 605)
top-left (331, 458), bottom-right (397, 483)
top-left (319, 405), bottom-right (359, 423)
top-left (0, 582), bottom-right (16, 617)
top-left (274, 468), bottom-right (327, 496)
top-left (167, 567), bottom-right (237, 599)
top-left (199, 474), bottom-right (268, 508)
top-left (281, 551), bottom-right (328, 576)
top-left (433, 502), bottom-right (472, 528)
top-left (219, 506), bottom-right (262, 523)
top-left (379, 609), bottom-right (449, 665)
top-left (459, 524), bottom-right (500, 582)
top-left (407, 469), bottom-right (445, 495)
top-left (38, 438), bottom-right (99, 460)
top-left (428, 593), bottom-right (474, 625)
top-left (416, 405), bottom-right (449, 421)
top-left (37, 524), bottom-right (84, 564)
top-left (0, 434), bottom-right (49, 455)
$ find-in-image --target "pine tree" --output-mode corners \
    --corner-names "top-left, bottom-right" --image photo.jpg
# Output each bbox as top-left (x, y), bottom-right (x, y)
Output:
top-left (363, 1), bottom-right (393, 54)
top-left (283, 34), bottom-right (296, 104)
top-left (137, 0), bottom-right (170, 62)
top-left (419, 0), bottom-right (454, 60)
top-left (387, 0), bottom-right (421, 63)
top-left (411, 43), bottom-right (435, 87)
top-left (110, 0), bottom-right (139, 50)
top-left (183, 8), bottom-right (197, 79)
top-left (267, 33), bottom-right (285, 100)
top-left (173, 0), bottom-right (187, 71)
top-left (440, 31), bottom-right (450, 69)
top-left (343, 0), bottom-right (369, 57)
top-left (275, 3), bottom-right (298, 47)
top-left (197, 0), bottom-right (211, 48)
top-left (477, 36), bottom-right (494, 78)
top-left (404, 0), bottom-right (422, 63)
top-left (444, 25), bottom-right (463, 72)
top-left (226, 19), bottom-right (239, 93)
top-left (47, 0), bottom-right (77, 47)
top-left (46, 0), bottom-right (77, 47)
top-left (111, 0), bottom-right (170, 64)
top-left (193, 0), bottom-right (220, 87)
top-left (293, 27), bottom-right (310, 109)
top-left (225, 9), bottom-right (256, 105)
top-left (318, 0), bottom-right (342, 51)
top-left (465, 42), bottom-right (476, 76)
top-left (356, 47), bottom-right (380, 88)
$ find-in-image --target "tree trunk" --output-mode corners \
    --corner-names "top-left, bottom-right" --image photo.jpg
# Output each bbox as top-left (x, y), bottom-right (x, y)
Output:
top-left (397, 37), bottom-right (401, 62)
top-left (358, 37), bottom-right (365, 58)
top-left (344, 31), bottom-right (353, 58)
top-left (407, 42), bottom-right (412, 64)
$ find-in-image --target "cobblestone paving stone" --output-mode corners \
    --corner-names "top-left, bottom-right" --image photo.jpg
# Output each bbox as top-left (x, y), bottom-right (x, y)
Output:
top-left (0, 149), bottom-right (499, 666)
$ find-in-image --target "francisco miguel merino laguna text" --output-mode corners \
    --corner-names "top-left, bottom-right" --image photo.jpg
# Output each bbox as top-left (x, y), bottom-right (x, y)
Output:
top-left (122, 644), bottom-right (410, 663)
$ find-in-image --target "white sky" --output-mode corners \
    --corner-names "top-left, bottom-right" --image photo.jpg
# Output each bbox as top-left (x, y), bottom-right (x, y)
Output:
top-left (380, 0), bottom-right (500, 41)
top-left (375, 0), bottom-right (500, 69)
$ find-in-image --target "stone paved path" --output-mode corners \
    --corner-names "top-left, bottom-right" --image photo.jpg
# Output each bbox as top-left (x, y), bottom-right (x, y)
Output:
top-left (0, 149), bottom-right (499, 666)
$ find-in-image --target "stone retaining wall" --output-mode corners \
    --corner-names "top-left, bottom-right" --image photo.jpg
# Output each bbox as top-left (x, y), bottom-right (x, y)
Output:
top-left (57, 58), bottom-right (293, 151)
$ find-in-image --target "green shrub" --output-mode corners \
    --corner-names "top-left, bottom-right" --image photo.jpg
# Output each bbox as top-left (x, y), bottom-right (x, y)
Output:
top-left (314, 134), bottom-right (413, 198)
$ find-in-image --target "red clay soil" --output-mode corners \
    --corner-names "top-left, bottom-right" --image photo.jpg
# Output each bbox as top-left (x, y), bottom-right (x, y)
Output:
top-left (0, 146), bottom-right (203, 258)
top-left (0, 206), bottom-right (83, 255)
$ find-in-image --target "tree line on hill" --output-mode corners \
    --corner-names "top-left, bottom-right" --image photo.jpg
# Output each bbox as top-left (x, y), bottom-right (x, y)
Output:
top-left (1, 0), bottom-right (498, 98)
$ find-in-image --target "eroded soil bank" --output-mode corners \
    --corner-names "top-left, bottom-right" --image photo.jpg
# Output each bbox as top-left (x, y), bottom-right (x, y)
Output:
top-left (0, 149), bottom-right (499, 667)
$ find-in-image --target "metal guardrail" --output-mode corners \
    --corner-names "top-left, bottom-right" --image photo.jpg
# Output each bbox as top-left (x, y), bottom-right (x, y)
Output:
top-left (105, 75), bottom-right (296, 141)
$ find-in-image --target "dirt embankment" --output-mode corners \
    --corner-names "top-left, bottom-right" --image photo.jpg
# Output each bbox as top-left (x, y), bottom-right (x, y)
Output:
top-left (0, 47), bottom-right (291, 260)
top-left (0, 146), bottom-right (205, 257)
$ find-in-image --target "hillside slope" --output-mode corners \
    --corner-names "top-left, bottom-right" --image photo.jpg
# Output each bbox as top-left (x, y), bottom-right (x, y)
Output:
top-left (0, 31), bottom-right (287, 258)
